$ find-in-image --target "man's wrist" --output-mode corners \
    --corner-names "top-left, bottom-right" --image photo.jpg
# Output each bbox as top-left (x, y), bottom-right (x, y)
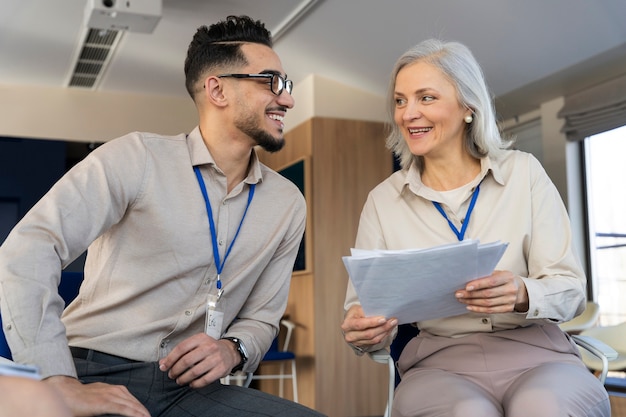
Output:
top-left (221, 337), bottom-right (248, 373)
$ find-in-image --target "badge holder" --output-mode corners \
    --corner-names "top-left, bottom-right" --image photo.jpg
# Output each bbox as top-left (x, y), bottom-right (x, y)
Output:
top-left (205, 276), bottom-right (225, 339)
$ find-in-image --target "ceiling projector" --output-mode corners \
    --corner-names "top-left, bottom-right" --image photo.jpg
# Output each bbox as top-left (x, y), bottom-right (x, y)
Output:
top-left (84, 0), bottom-right (162, 33)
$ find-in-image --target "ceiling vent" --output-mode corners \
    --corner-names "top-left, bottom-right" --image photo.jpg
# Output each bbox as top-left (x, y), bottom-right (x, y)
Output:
top-left (67, 0), bottom-right (161, 89)
top-left (67, 28), bottom-right (123, 89)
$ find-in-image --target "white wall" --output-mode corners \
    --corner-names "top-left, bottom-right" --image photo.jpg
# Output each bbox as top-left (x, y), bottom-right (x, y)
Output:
top-left (284, 74), bottom-right (386, 132)
top-left (540, 97), bottom-right (568, 204)
top-left (0, 76), bottom-right (385, 143)
top-left (0, 84), bottom-right (197, 142)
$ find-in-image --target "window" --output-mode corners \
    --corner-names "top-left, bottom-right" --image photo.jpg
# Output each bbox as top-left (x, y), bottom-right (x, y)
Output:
top-left (584, 124), bottom-right (626, 326)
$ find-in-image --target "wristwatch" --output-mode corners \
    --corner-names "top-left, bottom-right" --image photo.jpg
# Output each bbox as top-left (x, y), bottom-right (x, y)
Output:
top-left (222, 337), bottom-right (248, 373)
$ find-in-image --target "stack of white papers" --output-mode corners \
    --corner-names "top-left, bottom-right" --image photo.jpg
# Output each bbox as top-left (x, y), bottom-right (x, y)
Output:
top-left (0, 356), bottom-right (41, 380)
top-left (343, 239), bottom-right (508, 324)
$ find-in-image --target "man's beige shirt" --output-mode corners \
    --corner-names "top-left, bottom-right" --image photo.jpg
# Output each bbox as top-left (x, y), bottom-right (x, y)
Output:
top-left (0, 127), bottom-right (306, 378)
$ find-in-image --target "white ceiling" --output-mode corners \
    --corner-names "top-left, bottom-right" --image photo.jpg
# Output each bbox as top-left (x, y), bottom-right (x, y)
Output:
top-left (2, 0), bottom-right (626, 121)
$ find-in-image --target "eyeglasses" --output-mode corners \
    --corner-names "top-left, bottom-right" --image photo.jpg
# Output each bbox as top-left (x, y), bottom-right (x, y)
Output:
top-left (218, 73), bottom-right (293, 96)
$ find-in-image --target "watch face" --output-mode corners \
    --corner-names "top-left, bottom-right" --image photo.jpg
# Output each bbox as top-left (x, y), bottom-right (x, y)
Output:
top-left (236, 339), bottom-right (248, 362)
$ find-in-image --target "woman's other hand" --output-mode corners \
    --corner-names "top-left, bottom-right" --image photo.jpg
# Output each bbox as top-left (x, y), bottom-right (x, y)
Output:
top-left (341, 305), bottom-right (398, 352)
top-left (455, 270), bottom-right (529, 313)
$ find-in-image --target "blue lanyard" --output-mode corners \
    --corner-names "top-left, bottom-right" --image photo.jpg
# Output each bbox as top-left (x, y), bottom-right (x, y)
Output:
top-left (194, 166), bottom-right (255, 293)
top-left (432, 183), bottom-right (480, 241)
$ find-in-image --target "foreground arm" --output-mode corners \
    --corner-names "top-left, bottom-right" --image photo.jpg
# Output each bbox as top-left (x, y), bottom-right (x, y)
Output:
top-left (44, 376), bottom-right (150, 417)
top-left (0, 376), bottom-right (71, 417)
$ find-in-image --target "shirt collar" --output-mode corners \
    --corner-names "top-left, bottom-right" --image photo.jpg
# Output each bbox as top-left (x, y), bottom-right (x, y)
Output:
top-left (401, 154), bottom-right (504, 198)
top-left (481, 154), bottom-right (505, 186)
top-left (186, 126), bottom-right (262, 185)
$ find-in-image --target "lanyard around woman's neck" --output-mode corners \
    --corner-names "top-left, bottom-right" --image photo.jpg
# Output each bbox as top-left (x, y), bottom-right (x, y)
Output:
top-left (432, 183), bottom-right (480, 241)
top-left (193, 166), bottom-right (255, 297)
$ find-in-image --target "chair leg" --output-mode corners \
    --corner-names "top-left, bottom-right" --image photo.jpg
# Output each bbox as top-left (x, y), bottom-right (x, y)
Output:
top-left (279, 362), bottom-right (285, 398)
top-left (291, 359), bottom-right (298, 403)
top-left (276, 361), bottom-right (298, 403)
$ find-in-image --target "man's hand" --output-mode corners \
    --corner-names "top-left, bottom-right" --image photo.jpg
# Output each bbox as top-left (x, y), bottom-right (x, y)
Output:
top-left (159, 333), bottom-right (237, 389)
top-left (455, 270), bottom-right (529, 313)
top-left (341, 305), bottom-right (397, 351)
top-left (44, 375), bottom-right (150, 417)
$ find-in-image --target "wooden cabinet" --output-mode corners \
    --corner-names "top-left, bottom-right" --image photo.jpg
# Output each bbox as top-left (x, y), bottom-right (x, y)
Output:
top-left (257, 117), bottom-right (393, 417)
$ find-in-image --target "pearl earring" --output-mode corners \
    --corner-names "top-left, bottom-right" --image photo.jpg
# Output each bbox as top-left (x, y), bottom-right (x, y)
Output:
top-left (464, 115), bottom-right (473, 124)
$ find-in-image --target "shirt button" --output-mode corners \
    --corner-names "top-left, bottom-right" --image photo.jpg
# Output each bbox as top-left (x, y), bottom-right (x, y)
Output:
top-left (533, 309), bottom-right (540, 316)
top-left (481, 318), bottom-right (489, 324)
top-left (218, 240), bottom-right (224, 246)
top-left (185, 310), bottom-right (192, 316)
top-left (6, 324), bottom-right (11, 330)
top-left (160, 340), bottom-right (168, 348)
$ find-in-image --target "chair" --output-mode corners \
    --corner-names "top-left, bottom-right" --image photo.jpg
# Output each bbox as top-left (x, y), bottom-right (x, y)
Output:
top-left (368, 324), bottom-right (419, 417)
top-left (577, 321), bottom-right (626, 378)
top-left (370, 324), bottom-right (618, 417)
top-left (246, 319), bottom-right (299, 402)
top-left (222, 371), bottom-right (253, 387)
top-left (558, 301), bottom-right (601, 334)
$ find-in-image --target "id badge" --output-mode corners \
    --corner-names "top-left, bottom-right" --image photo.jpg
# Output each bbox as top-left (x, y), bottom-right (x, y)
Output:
top-left (205, 293), bottom-right (224, 339)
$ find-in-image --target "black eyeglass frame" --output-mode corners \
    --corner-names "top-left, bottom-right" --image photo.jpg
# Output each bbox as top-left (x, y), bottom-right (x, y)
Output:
top-left (217, 73), bottom-right (293, 96)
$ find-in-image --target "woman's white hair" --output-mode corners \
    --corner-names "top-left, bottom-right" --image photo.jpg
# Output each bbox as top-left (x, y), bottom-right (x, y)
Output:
top-left (386, 39), bottom-right (512, 171)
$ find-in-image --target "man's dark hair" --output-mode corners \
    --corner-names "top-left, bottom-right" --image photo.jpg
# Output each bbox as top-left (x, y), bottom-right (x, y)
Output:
top-left (184, 15), bottom-right (273, 100)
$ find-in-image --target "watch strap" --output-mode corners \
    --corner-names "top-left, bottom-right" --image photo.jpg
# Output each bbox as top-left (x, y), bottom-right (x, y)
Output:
top-left (221, 337), bottom-right (248, 373)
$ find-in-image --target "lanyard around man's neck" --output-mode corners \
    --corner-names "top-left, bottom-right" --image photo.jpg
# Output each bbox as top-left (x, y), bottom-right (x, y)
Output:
top-left (193, 166), bottom-right (255, 296)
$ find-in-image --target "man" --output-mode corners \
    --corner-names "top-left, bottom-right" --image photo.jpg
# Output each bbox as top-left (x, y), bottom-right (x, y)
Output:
top-left (0, 15), bottom-right (323, 417)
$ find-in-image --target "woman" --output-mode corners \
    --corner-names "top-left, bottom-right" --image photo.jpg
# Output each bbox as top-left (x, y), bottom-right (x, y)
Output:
top-left (341, 39), bottom-right (610, 417)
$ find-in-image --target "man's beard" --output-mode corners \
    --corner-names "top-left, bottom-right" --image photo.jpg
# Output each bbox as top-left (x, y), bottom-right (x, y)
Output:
top-left (236, 118), bottom-right (285, 153)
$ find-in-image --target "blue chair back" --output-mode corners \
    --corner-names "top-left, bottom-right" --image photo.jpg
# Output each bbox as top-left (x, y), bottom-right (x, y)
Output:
top-left (261, 336), bottom-right (295, 361)
top-left (0, 314), bottom-right (10, 359)
top-left (0, 271), bottom-right (84, 360)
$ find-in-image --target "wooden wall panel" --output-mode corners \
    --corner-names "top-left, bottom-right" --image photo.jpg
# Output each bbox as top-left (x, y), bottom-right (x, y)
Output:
top-left (310, 118), bottom-right (392, 417)
top-left (257, 117), bottom-right (393, 416)
top-left (256, 119), bottom-right (317, 409)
